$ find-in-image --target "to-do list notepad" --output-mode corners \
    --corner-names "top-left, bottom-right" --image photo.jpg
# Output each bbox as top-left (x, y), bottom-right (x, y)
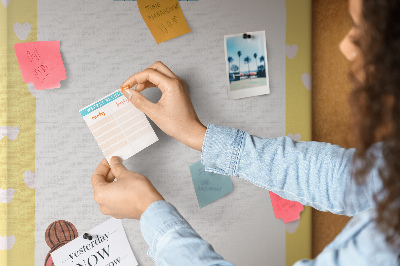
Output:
top-left (80, 90), bottom-right (158, 161)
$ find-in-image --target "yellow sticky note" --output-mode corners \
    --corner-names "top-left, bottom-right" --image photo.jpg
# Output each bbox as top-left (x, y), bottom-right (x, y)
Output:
top-left (137, 0), bottom-right (191, 44)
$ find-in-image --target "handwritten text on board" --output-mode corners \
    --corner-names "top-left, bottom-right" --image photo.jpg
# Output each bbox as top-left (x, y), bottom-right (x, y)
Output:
top-left (189, 161), bottom-right (233, 208)
top-left (137, 0), bottom-right (191, 44)
top-left (269, 191), bottom-right (304, 223)
top-left (14, 41), bottom-right (66, 90)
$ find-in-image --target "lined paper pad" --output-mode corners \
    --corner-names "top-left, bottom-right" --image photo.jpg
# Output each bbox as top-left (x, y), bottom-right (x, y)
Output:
top-left (79, 90), bottom-right (158, 161)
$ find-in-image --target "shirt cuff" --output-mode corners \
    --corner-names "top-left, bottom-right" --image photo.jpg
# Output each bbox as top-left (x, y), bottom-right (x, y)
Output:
top-left (140, 200), bottom-right (191, 260)
top-left (201, 124), bottom-right (245, 176)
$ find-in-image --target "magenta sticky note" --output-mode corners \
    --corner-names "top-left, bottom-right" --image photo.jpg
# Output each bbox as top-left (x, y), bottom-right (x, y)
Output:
top-left (269, 191), bottom-right (304, 224)
top-left (14, 41), bottom-right (66, 90)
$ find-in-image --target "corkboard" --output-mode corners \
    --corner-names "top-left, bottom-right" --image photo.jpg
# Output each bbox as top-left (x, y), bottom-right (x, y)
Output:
top-left (312, 0), bottom-right (354, 257)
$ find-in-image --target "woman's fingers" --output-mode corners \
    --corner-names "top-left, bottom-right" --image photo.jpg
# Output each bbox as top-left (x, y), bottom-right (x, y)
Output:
top-left (109, 156), bottom-right (131, 179)
top-left (92, 159), bottom-right (110, 190)
top-left (147, 61), bottom-right (178, 79)
top-left (121, 89), bottom-right (159, 117)
top-left (139, 61), bottom-right (180, 91)
top-left (105, 168), bottom-right (116, 183)
top-left (135, 81), bottom-right (156, 92)
top-left (120, 68), bottom-right (173, 93)
top-left (118, 62), bottom-right (205, 151)
top-left (120, 67), bottom-right (178, 116)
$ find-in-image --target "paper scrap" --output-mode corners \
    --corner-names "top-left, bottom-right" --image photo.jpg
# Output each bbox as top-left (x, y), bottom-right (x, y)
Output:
top-left (51, 218), bottom-right (138, 266)
top-left (137, 0), bottom-right (191, 44)
top-left (189, 161), bottom-right (233, 208)
top-left (80, 90), bottom-right (158, 162)
top-left (14, 41), bottom-right (66, 90)
top-left (269, 191), bottom-right (304, 224)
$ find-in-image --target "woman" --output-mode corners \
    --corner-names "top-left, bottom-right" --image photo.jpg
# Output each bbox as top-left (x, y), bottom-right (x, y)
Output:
top-left (91, 0), bottom-right (400, 264)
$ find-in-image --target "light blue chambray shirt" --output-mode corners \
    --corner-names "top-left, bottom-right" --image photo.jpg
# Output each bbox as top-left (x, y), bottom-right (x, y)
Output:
top-left (140, 124), bottom-right (399, 265)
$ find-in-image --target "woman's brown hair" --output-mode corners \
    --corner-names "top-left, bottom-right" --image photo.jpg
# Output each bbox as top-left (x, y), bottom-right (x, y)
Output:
top-left (350, 0), bottom-right (400, 252)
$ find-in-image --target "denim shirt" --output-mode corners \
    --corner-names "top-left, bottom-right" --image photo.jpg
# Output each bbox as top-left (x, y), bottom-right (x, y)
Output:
top-left (140, 124), bottom-right (399, 265)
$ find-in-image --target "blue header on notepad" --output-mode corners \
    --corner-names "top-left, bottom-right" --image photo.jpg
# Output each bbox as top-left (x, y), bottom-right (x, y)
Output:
top-left (80, 91), bottom-right (123, 117)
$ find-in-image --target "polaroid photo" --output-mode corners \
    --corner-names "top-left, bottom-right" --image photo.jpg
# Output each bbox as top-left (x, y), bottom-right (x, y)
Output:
top-left (224, 30), bottom-right (270, 100)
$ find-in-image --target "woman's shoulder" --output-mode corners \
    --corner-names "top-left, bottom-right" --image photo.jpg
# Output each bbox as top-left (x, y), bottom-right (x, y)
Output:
top-left (324, 209), bottom-right (399, 265)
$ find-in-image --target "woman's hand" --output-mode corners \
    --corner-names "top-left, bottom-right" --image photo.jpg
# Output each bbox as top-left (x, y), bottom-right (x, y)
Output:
top-left (120, 61), bottom-right (206, 151)
top-left (91, 157), bottom-right (164, 219)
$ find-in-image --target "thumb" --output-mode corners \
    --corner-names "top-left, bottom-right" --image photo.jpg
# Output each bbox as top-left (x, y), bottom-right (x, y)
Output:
top-left (122, 89), bottom-right (155, 116)
top-left (109, 156), bottom-right (129, 178)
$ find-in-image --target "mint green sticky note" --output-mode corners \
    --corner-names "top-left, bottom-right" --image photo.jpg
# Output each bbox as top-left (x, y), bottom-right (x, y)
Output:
top-left (189, 160), bottom-right (233, 208)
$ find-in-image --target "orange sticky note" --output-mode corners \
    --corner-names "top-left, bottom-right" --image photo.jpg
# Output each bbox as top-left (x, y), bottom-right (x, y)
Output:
top-left (14, 41), bottom-right (66, 90)
top-left (137, 0), bottom-right (191, 44)
top-left (269, 191), bottom-right (304, 224)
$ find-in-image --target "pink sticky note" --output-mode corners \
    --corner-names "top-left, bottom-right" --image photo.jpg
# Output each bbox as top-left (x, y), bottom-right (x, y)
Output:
top-left (269, 191), bottom-right (304, 224)
top-left (14, 41), bottom-right (66, 90)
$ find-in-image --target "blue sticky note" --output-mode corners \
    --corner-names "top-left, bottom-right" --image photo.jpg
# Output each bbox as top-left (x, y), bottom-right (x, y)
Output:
top-left (189, 160), bottom-right (233, 208)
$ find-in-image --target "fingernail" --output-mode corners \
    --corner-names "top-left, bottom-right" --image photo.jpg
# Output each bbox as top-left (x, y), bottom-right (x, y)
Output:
top-left (110, 156), bottom-right (122, 165)
top-left (125, 89), bottom-right (133, 100)
top-left (120, 85), bottom-right (130, 92)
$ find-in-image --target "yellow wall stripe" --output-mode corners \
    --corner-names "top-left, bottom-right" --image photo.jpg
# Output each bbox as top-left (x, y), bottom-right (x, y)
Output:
top-left (285, 0), bottom-right (313, 265)
top-left (0, 0), bottom-right (36, 265)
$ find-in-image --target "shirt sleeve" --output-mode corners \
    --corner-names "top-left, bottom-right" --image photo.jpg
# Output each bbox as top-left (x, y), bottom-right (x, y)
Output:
top-left (293, 210), bottom-right (399, 266)
top-left (201, 124), bottom-right (383, 216)
top-left (140, 200), bottom-right (234, 265)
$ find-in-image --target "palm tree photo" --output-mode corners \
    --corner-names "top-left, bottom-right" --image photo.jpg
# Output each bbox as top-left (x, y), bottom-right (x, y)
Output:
top-left (253, 53), bottom-right (258, 75)
top-left (260, 55), bottom-right (265, 72)
top-left (244, 56), bottom-right (251, 77)
top-left (226, 31), bottom-right (268, 92)
top-left (237, 51), bottom-right (242, 77)
top-left (227, 56), bottom-right (234, 73)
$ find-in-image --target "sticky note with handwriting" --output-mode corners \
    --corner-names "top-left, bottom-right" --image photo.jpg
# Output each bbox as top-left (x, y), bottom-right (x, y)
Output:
top-left (137, 0), bottom-right (191, 44)
top-left (14, 41), bottom-right (66, 90)
top-left (269, 191), bottom-right (304, 223)
top-left (79, 90), bottom-right (158, 162)
top-left (51, 218), bottom-right (138, 266)
top-left (189, 161), bottom-right (233, 208)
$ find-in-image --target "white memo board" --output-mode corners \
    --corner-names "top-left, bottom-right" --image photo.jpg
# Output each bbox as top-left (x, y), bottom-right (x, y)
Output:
top-left (35, 0), bottom-right (288, 265)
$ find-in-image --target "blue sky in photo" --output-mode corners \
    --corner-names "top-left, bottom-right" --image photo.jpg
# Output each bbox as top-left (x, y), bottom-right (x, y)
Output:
top-left (226, 32), bottom-right (266, 73)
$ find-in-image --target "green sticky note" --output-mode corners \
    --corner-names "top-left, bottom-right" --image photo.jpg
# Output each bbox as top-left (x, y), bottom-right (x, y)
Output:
top-left (189, 160), bottom-right (233, 208)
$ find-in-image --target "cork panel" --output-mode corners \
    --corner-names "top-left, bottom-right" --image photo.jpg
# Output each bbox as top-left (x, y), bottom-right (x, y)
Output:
top-left (312, 0), bottom-right (353, 258)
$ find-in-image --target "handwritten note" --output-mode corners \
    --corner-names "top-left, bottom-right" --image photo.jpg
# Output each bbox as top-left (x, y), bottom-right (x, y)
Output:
top-left (14, 41), bottom-right (66, 90)
top-left (189, 161), bottom-right (233, 208)
top-left (137, 0), bottom-right (191, 44)
top-left (269, 192), bottom-right (304, 223)
top-left (51, 218), bottom-right (138, 266)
